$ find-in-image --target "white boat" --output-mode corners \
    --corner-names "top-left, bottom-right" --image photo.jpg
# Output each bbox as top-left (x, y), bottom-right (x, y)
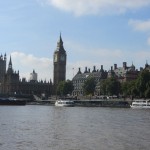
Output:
top-left (130, 100), bottom-right (150, 108)
top-left (55, 99), bottom-right (75, 107)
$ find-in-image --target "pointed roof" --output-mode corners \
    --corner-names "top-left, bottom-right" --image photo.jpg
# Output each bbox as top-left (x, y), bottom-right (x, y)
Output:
top-left (7, 55), bottom-right (13, 74)
top-left (9, 55), bottom-right (12, 66)
top-left (59, 32), bottom-right (63, 44)
top-left (55, 33), bottom-right (65, 52)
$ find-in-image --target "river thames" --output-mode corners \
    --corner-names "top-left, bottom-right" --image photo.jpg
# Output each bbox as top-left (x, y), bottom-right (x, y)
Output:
top-left (0, 105), bottom-right (150, 150)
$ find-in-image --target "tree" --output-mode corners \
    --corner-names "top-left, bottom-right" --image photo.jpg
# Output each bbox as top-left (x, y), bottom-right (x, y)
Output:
top-left (121, 80), bottom-right (137, 97)
top-left (83, 77), bottom-right (96, 96)
top-left (64, 80), bottom-right (74, 95)
top-left (56, 80), bottom-right (74, 96)
top-left (100, 80), bottom-right (107, 95)
top-left (100, 77), bottom-right (121, 96)
top-left (106, 77), bottom-right (121, 96)
top-left (136, 70), bottom-right (150, 98)
top-left (56, 81), bottom-right (65, 96)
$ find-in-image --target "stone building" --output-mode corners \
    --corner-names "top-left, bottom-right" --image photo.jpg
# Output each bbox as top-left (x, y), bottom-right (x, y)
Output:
top-left (72, 62), bottom-right (141, 96)
top-left (0, 56), bottom-right (52, 95)
top-left (108, 62), bottom-right (139, 82)
top-left (1, 56), bottom-right (19, 94)
top-left (30, 70), bottom-right (37, 82)
top-left (72, 65), bottom-right (107, 96)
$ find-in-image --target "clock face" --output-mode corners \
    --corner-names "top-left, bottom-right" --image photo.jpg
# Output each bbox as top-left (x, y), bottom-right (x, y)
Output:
top-left (60, 55), bottom-right (65, 61)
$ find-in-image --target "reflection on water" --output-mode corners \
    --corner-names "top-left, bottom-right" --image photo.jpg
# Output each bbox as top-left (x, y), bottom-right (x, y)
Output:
top-left (0, 105), bottom-right (150, 150)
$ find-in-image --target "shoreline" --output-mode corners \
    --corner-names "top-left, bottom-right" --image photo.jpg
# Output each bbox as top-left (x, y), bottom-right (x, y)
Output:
top-left (26, 99), bottom-right (131, 108)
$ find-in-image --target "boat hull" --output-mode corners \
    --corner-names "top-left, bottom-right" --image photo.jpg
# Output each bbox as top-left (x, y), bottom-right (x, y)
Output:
top-left (130, 100), bottom-right (150, 109)
top-left (55, 100), bottom-right (75, 107)
top-left (0, 99), bottom-right (26, 105)
top-left (130, 105), bottom-right (150, 109)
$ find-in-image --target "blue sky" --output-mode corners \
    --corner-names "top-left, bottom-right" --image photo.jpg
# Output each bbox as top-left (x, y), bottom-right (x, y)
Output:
top-left (0, 0), bottom-right (150, 81)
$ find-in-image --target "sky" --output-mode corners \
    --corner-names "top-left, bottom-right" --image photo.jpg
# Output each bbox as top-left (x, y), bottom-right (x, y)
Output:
top-left (0, 0), bottom-right (150, 82)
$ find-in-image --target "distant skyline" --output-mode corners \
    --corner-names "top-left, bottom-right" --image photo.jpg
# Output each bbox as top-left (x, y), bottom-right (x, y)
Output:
top-left (0, 0), bottom-right (150, 81)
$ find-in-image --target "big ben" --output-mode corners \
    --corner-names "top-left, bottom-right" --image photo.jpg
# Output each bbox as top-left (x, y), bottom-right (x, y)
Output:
top-left (53, 34), bottom-right (67, 86)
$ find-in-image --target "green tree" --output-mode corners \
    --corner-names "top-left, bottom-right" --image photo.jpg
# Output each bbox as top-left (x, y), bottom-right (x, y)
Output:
top-left (136, 70), bottom-right (150, 98)
top-left (56, 80), bottom-right (74, 96)
top-left (64, 80), bottom-right (74, 95)
top-left (121, 82), bottom-right (130, 96)
top-left (121, 80), bottom-right (137, 97)
top-left (83, 77), bottom-right (96, 96)
top-left (100, 80), bottom-right (107, 95)
top-left (56, 81), bottom-right (65, 96)
top-left (106, 77), bottom-right (121, 96)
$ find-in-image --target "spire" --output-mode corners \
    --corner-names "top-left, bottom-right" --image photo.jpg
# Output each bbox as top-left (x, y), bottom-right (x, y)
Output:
top-left (56, 33), bottom-right (65, 52)
top-left (9, 56), bottom-right (12, 68)
top-left (145, 60), bottom-right (149, 68)
top-left (7, 55), bottom-right (13, 74)
top-left (59, 32), bottom-right (63, 44)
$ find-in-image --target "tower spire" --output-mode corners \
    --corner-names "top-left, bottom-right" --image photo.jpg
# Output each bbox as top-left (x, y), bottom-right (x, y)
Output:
top-left (7, 55), bottom-right (13, 73)
top-left (56, 33), bottom-right (65, 51)
top-left (9, 55), bottom-right (12, 68)
top-left (59, 32), bottom-right (63, 44)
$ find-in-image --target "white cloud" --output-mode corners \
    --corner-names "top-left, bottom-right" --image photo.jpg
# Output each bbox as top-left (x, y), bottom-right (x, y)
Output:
top-left (129, 19), bottom-right (150, 46)
top-left (43, 0), bottom-right (150, 16)
top-left (148, 37), bottom-right (150, 45)
top-left (129, 19), bottom-right (150, 31)
top-left (11, 52), bottom-right (52, 82)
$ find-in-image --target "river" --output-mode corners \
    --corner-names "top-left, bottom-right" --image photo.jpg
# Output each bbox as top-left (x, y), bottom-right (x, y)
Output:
top-left (0, 105), bottom-right (150, 150)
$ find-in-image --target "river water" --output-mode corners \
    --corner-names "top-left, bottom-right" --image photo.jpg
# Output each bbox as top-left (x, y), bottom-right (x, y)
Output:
top-left (0, 105), bottom-right (150, 150)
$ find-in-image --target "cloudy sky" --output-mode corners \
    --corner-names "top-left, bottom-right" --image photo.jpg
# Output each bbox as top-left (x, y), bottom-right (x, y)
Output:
top-left (0, 0), bottom-right (150, 82)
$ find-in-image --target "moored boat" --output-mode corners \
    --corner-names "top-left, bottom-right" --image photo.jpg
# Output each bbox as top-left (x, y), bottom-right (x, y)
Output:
top-left (130, 99), bottom-right (150, 108)
top-left (55, 99), bottom-right (75, 107)
top-left (0, 97), bottom-right (26, 105)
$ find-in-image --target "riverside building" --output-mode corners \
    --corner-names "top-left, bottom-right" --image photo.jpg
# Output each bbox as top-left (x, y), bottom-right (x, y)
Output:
top-left (0, 56), bottom-right (52, 95)
top-left (72, 65), bottom-right (107, 96)
top-left (0, 34), bottom-right (67, 96)
top-left (72, 62), bottom-right (141, 96)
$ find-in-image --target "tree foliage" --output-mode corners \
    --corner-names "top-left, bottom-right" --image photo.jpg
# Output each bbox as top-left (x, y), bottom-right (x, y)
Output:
top-left (100, 77), bottom-right (121, 96)
top-left (83, 77), bottom-right (96, 95)
top-left (120, 70), bottom-right (150, 98)
top-left (135, 70), bottom-right (150, 98)
top-left (121, 80), bottom-right (137, 97)
top-left (57, 80), bottom-right (74, 96)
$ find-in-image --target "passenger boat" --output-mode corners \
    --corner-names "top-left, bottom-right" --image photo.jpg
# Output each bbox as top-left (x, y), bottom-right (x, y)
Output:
top-left (55, 99), bottom-right (75, 107)
top-left (130, 100), bottom-right (150, 108)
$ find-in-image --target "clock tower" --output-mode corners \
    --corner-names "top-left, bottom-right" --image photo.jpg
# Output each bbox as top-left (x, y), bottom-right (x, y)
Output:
top-left (53, 34), bottom-right (67, 86)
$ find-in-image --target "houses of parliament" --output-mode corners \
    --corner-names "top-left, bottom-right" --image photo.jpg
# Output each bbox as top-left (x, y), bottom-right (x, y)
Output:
top-left (1, 33), bottom-right (150, 97)
top-left (0, 34), bottom-right (67, 96)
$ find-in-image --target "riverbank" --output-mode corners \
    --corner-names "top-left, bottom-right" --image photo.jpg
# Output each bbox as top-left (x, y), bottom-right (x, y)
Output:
top-left (27, 99), bottom-right (131, 108)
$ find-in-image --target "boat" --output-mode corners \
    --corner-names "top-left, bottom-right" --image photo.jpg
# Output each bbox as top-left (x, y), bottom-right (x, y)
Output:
top-left (0, 97), bottom-right (26, 105)
top-left (55, 99), bottom-right (75, 107)
top-left (130, 99), bottom-right (150, 108)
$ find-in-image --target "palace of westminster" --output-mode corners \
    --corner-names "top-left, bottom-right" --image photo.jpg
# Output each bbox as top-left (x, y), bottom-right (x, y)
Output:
top-left (0, 34), bottom-right (150, 96)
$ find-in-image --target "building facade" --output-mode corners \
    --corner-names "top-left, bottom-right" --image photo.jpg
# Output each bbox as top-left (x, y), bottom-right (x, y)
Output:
top-left (0, 56), bottom-right (53, 96)
top-left (30, 70), bottom-right (38, 82)
top-left (0, 34), bottom-right (67, 96)
top-left (108, 62), bottom-right (139, 82)
top-left (72, 65), bottom-right (107, 96)
top-left (72, 62), bottom-right (141, 96)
